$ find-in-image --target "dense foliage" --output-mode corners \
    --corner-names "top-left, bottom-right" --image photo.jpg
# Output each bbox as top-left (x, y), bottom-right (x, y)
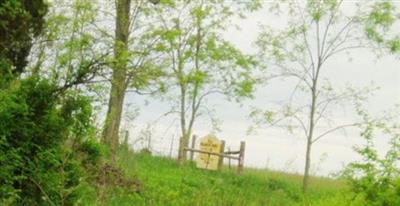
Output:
top-left (0, 77), bottom-right (102, 205)
top-left (0, 1), bottom-right (103, 205)
top-left (0, 0), bottom-right (47, 76)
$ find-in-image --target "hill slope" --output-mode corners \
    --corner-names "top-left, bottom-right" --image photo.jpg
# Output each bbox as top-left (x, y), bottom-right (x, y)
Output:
top-left (99, 150), bottom-right (346, 206)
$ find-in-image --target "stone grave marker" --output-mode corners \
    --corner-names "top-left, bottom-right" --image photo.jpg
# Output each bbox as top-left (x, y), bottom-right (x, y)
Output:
top-left (196, 134), bottom-right (221, 170)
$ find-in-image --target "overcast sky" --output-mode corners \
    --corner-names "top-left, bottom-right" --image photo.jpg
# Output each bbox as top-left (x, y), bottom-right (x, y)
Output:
top-left (122, 2), bottom-right (400, 176)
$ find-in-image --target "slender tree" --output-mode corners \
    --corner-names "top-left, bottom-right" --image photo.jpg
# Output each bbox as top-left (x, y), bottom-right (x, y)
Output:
top-left (154, 0), bottom-right (260, 162)
top-left (255, 0), bottom-right (390, 192)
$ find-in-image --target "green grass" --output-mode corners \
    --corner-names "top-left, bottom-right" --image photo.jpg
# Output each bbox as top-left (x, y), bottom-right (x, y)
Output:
top-left (100, 149), bottom-right (348, 206)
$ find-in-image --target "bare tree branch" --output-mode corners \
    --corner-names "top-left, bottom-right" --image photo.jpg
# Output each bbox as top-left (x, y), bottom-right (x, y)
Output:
top-left (312, 123), bottom-right (359, 143)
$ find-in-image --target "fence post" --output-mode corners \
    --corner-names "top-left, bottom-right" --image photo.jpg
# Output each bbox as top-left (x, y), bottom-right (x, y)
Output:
top-left (124, 130), bottom-right (129, 146)
top-left (177, 137), bottom-right (183, 164)
top-left (228, 147), bottom-right (231, 169)
top-left (218, 140), bottom-right (225, 170)
top-left (238, 141), bottom-right (245, 174)
top-left (169, 135), bottom-right (174, 158)
top-left (190, 135), bottom-right (197, 161)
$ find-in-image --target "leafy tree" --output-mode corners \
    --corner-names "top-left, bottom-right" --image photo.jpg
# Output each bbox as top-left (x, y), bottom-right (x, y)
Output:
top-left (0, 0), bottom-right (47, 77)
top-left (101, 0), bottom-right (163, 159)
top-left (153, 0), bottom-right (260, 162)
top-left (255, 0), bottom-right (391, 192)
top-left (28, 0), bottom-right (107, 88)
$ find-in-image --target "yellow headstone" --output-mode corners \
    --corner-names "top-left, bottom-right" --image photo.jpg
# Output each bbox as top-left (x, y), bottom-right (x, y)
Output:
top-left (196, 134), bottom-right (221, 170)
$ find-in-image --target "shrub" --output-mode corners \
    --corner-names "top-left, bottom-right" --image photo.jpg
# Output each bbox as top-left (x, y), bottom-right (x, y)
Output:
top-left (0, 77), bottom-right (101, 205)
top-left (342, 114), bottom-right (400, 206)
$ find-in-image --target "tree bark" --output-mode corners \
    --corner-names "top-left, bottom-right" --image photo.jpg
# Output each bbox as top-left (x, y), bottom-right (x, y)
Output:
top-left (177, 86), bottom-right (190, 162)
top-left (303, 63), bottom-right (320, 193)
top-left (102, 0), bottom-right (131, 159)
top-left (303, 135), bottom-right (313, 193)
top-left (178, 133), bottom-right (189, 163)
top-left (303, 93), bottom-right (315, 193)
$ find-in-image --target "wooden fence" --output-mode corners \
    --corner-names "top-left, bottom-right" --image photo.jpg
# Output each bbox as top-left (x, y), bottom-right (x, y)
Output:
top-left (183, 135), bottom-right (246, 174)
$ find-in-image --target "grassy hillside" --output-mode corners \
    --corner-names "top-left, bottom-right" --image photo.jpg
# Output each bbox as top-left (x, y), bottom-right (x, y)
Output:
top-left (98, 149), bottom-right (347, 206)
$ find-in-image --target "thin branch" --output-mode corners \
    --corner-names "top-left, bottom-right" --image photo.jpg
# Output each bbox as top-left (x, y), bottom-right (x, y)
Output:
top-left (312, 123), bottom-right (359, 143)
top-left (320, 0), bottom-right (344, 54)
top-left (29, 177), bottom-right (56, 206)
top-left (294, 0), bottom-right (316, 77)
top-left (292, 113), bottom-right (309, 137)
top-left (322, 16), bottom-right (356, 59)
top-left (54, 52), bottom-right (109, 96)
top-left (324, 45), bottom-right (365, 61)
top-left (288, 64), bottom-right (314, 103)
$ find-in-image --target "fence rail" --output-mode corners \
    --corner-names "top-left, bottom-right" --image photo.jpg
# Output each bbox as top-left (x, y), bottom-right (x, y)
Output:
top-left (184, 147), bottom-right (240, 160)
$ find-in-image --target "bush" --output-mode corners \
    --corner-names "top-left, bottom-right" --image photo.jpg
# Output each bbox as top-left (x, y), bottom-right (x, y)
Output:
top-left (0, 77), bottom-right (101, 205)
top-left (342, 115), bottom-right (400, 206)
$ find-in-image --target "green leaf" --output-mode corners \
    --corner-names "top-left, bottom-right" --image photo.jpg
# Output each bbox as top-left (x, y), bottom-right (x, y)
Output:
top-left (388, 38), bottom-right (400, 53)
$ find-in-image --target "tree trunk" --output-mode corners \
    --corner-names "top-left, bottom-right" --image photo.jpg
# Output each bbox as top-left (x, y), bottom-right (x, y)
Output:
top-left (178, 7), bottom-right (202, 163)
top-left (303, 77), bottom-right (318, 193)
top-left (102, 0), bottom-right (131, 159)
top-left (303, 137), bottom-right (312, 193)
top-left (177, 79), bottom-right (188, 162)
top-left (178, 131), bottom-right (191, 162)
